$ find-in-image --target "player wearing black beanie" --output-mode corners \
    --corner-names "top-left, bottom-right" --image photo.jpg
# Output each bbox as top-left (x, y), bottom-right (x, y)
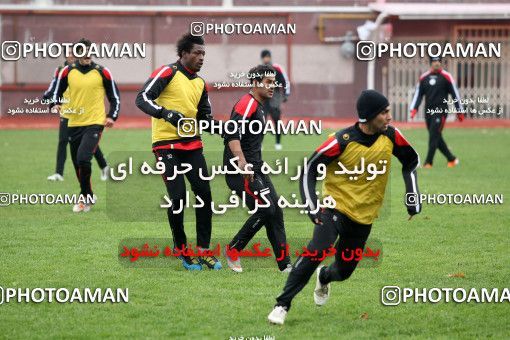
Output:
top-left (268, 90), bottom-right (421, 325)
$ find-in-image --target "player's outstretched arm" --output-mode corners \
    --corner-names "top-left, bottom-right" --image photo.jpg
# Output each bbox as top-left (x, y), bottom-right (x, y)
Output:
top-left (196, 84), bottom-right (221, 134)
top-left (51, 65), bottom-right (70, 113)
top-left (409, 77), bottom-right (425, 119)
top-left (442, 70), bottom-right (465, 121)
top-left (135, 65), bottom-right (174, 119)
top-left (101, 67), bottom-right (121, 126)
top-left (43, 66), bottom-right (60, 102)
top-left (391, 127), bottom-right (421, 218)
top-left (300, 135), bottom-right (341, 225)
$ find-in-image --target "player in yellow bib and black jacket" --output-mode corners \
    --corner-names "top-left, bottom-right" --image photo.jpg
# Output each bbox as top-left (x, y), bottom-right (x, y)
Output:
top-left (52, 39), bottom-right (120, 212)
top-left (44, 50), bottom-right (109, 182)
top-left (268, 90), bottom-right (421, 325)
top-left (135, 33), bottom-right (221, 271)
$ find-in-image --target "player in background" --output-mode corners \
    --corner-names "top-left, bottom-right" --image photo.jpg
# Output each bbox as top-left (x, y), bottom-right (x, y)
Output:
top-left (52, 38), bottom-right (120, 212)
top-left (268, 90), bottom-right (421, 325)
top-left (223, 64), bottom-right (291, 273)
top-left (135, 33), bottom-right (221, 271)
top-left (409, 56), bottom-right (465, 168)
top-left (44, 48), bottom-right (110, 182)
top-left (260, 49), bottom-right (290, 151)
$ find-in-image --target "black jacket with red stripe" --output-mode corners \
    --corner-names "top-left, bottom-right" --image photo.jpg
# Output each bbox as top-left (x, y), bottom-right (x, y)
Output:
top-left (410, 68), bottom-right (463, 118)
top-left (223, 93), bottom-right (266, 172)
top-left (43, 63), bottom-right (65, 102)
top-left (270, 63), bottom-right (290, 97)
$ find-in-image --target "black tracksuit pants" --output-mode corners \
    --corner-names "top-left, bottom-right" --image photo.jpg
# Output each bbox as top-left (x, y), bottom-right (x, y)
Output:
top-left (226, 172), bottom-right (290, 270)
top-left (425, 114), bottom-right (456, 165)
top-left (153, 147), bottom-right (213, 250)
top-left (275, 209), bottom-right (372, 310)
top-left (55, 117), bottom-right (107, 176)
top-left (68, 124), bottom-right (104, 198)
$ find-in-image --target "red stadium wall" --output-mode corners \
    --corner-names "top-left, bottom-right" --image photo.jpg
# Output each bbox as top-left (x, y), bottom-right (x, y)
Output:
top-left (1, 7), bottom-right (508, 121)
top-left (0, 11), bottom-right (369, 119)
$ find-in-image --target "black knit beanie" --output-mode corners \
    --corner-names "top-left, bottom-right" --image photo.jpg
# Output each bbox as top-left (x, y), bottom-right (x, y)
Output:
top-left (261, 49), bottom-right (271, 58)
top-left (429, 55), bottom-right (442, 64)
top-left (356, 90), bottom-right (389, 122)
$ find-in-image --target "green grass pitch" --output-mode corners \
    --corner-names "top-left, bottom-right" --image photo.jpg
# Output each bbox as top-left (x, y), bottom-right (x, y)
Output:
top-left (0, 126), bottom-right (509, 338)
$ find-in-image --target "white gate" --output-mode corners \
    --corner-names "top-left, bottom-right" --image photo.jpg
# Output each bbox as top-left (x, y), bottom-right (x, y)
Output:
top-left (386, 26), bottom-right (509, 121)
top-left (452, 25), bottom-right (509, 120)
